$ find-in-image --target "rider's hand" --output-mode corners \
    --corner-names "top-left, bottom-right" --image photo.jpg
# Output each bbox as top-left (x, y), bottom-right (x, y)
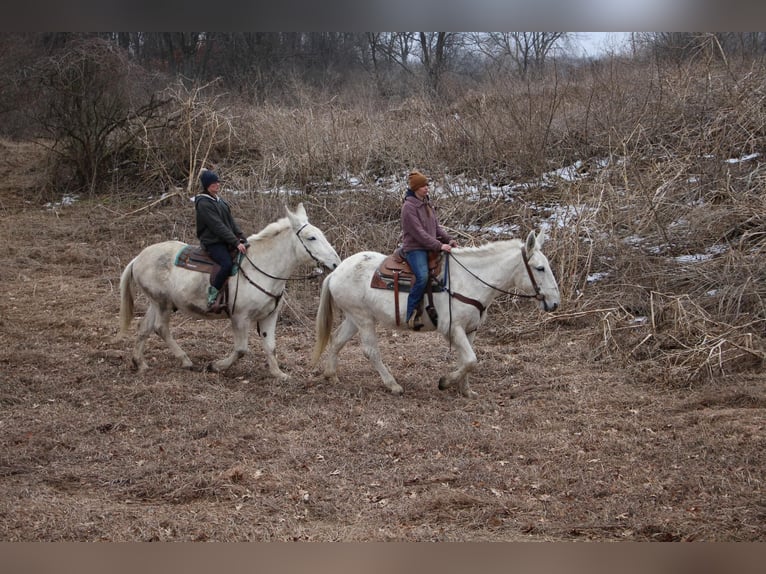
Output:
top-left (236, 242), bottom-right (247, 254)
top-left (441, 243), bottom-right (452, 253)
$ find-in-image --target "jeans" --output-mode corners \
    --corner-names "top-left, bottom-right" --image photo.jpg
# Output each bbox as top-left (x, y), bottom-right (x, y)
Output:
top-left (205, 242), bottom-right (233, 290)
top-left (404, 249), bottom-right (429, 320)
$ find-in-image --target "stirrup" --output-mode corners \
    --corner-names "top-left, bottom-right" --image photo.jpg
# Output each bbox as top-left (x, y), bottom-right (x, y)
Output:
top-left (425, 305), bottom-right (438, 327)
top-left (207, 300), bottom-right (229, 315)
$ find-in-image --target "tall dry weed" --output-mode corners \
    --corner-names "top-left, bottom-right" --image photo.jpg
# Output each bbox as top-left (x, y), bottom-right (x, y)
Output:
top-left (36, 55), bottom-right (766, 386)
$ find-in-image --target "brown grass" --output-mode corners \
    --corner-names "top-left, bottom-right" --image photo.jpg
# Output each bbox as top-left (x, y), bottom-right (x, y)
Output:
top-left (2, 56), bottom-right (766, 541)
top-left (1, 171), bottom-right (765, 542)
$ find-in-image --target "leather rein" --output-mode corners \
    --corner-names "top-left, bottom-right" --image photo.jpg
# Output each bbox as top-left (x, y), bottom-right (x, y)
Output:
top-left (445, 245), bottom-right (545, 315)
top-left (233, 223), bottom-right (323, 312)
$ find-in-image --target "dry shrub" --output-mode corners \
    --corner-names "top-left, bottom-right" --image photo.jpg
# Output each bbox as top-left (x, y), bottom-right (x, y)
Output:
top-left (588, 293), bottom-right (764, 387)
top-left (134, 79), bottom-right (237, 193)
top-left (234, 97), bottom-right (406, 189)
top-left (24, 38), bottom-right (166, 197)
top-left (0, 138), bottom-right (54, 208)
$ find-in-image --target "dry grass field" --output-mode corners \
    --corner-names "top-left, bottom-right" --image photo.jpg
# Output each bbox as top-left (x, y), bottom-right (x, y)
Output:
top-left (1, 139), bottom-right (764, 542)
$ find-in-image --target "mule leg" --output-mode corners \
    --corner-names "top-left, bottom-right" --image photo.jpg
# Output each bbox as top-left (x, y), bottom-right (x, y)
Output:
top-left (131, 303), bottom-right (193, 373)
top-left (357, 320), bottom-right (403, 396)
top-left (255, 308), bottom-right (289, 381)
top-left (154, 305), bottom-right (194, 370)
top-left (322, 317), bottom-right (358, 384)
top-left (438, 328), bottom-right (479, 399)
top-left (131, 304), bottom-right (156, 374)
top-left (209, 312), bottom-right (250, 373)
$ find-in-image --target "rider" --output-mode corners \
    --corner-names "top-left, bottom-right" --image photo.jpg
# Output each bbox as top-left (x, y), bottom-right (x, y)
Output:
top-left (400, 170), bottom-right (458, 330)
top-left (195, 169), bottom-right (249, 308)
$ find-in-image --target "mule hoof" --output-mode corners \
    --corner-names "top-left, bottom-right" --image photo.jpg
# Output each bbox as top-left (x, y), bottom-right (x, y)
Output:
top-left (438, 376), bottom-right (450, 390)
top-left (461, 389), bottom-right (479, 399)
top-left (389, 384), bottom-right (404, 395)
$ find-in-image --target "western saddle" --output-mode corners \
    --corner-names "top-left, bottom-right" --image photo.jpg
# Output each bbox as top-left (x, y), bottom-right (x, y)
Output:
top-left (370, 247), bottom-right (444, 326)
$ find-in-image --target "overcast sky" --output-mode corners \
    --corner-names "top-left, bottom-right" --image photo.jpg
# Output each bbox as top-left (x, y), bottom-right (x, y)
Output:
top-left (576, 32), bottom-right (631, 56)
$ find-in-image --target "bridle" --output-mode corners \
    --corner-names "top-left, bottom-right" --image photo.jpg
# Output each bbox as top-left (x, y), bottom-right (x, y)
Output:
top-left (436, 246), bottom-right (548, 345)
top-left (231, 222), bottom-right (325, 313)
top-left (294, 222), bottom-right (327, 269)
top-left (447, 246), bottom-right (546, 304)
top-left (519, 246), bottom-right (545, 302)
top-left (240, 223), bottom-right (323, 282)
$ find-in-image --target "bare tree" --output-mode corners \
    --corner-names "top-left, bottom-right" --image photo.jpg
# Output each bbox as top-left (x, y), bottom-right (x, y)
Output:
top-left (473, 32), bottom-right (568, 77)
top-left (27, 37), bottom-right (167, 194)
top-left (360, 32), bottom-right (462, 96)
top-left (418, 32), bottom-right (450, 93)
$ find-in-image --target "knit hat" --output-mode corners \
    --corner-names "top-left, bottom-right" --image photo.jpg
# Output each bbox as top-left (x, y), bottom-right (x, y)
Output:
top-left (408, 171), bottom-right (428, 191)
top-left (199, 169), bottom-right (219, 191)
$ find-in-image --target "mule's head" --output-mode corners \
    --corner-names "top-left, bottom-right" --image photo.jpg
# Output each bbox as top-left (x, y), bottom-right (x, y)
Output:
top-left (523, 229), bottom-right (560, 312)
top-left (287, 203), bottom-right (342, 271)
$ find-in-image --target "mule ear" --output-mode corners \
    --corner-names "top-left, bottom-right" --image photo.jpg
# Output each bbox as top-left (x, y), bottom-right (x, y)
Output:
top-left (286, 203), bottom-right (307, 224)
top-left (535, 228), bottom-right (546, 249)
top-left (294, 202), bottom-right (307, 219)
top-left (525, 230), bottom-right (537, 255)
top-left (285, 204), bottom-right (299, 227)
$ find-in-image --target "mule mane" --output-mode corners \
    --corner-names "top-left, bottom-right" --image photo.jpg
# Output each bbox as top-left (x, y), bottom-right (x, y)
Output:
top-left (453, 238), bottom-right (523, 257)
top-left (250, 217), bottom-right (293, 241)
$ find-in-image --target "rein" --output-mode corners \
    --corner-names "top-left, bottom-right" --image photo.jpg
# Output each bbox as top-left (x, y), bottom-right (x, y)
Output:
top-left (437, 247), bottom-right (545, 349)
top-left (240, 223), bottom-right (323, 282)
top-left (227, 254), bottom-right (282, 317)
top-left (447, 248), bottom-right (544, 302)
top-left (232, 223), bottom-right (324, 313)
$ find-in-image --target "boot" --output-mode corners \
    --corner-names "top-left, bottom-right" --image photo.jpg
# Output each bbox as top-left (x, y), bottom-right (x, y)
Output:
top-left (407, 312), bottom-right (424, 331)
top-left (207, 285), bottom-right (219, 308)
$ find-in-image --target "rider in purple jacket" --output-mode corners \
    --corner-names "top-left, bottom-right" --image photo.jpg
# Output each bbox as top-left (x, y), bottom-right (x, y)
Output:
top-left (400, 170), bottom-right (457, 329)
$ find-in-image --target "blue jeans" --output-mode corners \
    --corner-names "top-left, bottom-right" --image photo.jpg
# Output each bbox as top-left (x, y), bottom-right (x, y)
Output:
top-left (205, 242), bottom-right (233, 290)
top-left (404, 249), bottom-right (429, 320)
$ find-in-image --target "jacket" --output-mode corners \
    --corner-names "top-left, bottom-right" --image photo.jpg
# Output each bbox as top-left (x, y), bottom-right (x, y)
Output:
top-left (400, 189), bottom-right (453, 253)
top-left (194, 193), bottom-right (244, 248)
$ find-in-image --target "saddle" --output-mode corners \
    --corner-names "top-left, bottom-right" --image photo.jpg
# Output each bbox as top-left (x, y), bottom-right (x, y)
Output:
top-left (370, 248), bottom-right (444, 326)
top-left (174, 245), bottom-right (239, 314)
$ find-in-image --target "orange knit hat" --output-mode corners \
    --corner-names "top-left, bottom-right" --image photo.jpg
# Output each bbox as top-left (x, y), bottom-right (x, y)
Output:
top-left (408, 171), bottom-right (428, 191)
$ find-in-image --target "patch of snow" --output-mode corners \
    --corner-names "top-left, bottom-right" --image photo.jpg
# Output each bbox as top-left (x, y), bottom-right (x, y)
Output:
top-left (587, 271), bottom-right (609, 283)
top-left (44, 195), bottom-right (79, 210)
top-left (725, 152), bottom-right (760, 164)
top-left (674, 244), bottom-right (728, 263)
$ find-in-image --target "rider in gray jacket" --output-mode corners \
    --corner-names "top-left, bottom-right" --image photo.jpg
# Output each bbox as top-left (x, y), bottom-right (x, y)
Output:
top-left (195, 169), bottom-right (248, 308)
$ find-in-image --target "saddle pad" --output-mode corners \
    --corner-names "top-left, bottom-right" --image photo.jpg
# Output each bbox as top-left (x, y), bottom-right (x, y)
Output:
top-left (174, 245), bottom-right (218, 274)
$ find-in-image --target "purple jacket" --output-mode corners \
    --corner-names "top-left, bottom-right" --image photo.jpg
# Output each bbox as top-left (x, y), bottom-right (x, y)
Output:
top-left (400, 190), bottom-right (454, 253)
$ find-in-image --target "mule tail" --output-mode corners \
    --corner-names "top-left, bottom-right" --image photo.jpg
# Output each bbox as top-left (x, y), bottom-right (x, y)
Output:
top-left (311, 275), bottom-right (335, 366)
top-left (119, 257), bottom-right (137, 336)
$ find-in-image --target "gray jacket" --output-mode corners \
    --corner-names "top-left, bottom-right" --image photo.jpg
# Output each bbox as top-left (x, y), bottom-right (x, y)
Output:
top-left (194, 193), bottom-right (244, 248)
